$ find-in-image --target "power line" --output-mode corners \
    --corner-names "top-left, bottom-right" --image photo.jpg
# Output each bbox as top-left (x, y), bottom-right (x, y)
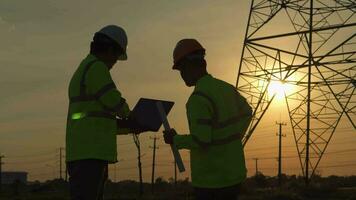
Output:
top-left (117, 141), bottom-right (135, 146)
top-left (117, 165), bottom-right (150, 171)
top-left (5, 150), bottom-right (56, 158)
top-left (246, 148), bottom-right (356, 162)
top-left (246, 136), bottom-right (356, 152)
top-left (28, 172), bottom-right (54, 177)
top-left (245, 145), bottom-right (295, 152)
top-left (330, 138), bottom-right (356, 145)
top-left (17, 165), bottom-right (50, 171)
top-left (245, 145), bottom-right (356, 159)
top-left (5, 157), bottom-right (57, 165)
top-left (319, 163), bottom-right (356, 169)
top-left (325, 148), bottom-right (356, 155)
top-left (252, 162), bottom-right (356, 171)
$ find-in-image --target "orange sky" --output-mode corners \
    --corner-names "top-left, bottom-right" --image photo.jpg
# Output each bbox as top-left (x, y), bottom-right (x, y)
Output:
top-left (0, 0), bottom-right (355, 182)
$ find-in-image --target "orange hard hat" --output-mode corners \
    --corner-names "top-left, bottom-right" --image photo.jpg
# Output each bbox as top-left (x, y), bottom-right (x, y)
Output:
top-left (172, 39), bottom-right (205, 69)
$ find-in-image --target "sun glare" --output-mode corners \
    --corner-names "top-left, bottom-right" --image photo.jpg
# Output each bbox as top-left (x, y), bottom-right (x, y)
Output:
top-left (267, 80), bottom-right (288, 100)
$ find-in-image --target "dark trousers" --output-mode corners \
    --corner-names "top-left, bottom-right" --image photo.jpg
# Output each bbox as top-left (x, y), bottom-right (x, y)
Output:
top-left (67, 159), bottom-right (108, 200)
top-left (194, 184), bottom-right (241, 200)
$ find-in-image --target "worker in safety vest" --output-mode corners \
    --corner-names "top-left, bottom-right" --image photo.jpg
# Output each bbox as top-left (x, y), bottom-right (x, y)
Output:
top-left (163, 39), bottom-right (252, 200)
top-left (66, 25), bottom-right (144, 200)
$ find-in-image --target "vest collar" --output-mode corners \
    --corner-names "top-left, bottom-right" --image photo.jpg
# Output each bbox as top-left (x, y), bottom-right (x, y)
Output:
top-left (195, 74), bottom-right (212, 88)
top-left (86, 54), bottom-right (99, 61)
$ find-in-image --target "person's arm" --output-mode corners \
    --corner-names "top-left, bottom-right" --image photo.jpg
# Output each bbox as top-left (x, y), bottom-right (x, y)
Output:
top-left (87, 62), bottom-right (130, 118)
top-left (173, 94), bottom-right (214, 150)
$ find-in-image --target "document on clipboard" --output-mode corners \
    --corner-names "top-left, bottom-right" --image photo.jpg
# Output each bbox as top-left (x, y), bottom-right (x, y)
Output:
top-left (130, 98), bottom-right (174, 132)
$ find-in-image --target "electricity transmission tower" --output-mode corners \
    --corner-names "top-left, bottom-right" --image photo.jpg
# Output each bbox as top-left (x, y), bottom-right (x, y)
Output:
top-left (236, 0), bottom-right (355, 184)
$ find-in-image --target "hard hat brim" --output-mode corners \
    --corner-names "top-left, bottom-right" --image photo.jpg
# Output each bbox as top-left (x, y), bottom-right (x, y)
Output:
top-left (118, 53), bottom-right (127, 60)
top-left (172, 63), bottom-right (180, 70)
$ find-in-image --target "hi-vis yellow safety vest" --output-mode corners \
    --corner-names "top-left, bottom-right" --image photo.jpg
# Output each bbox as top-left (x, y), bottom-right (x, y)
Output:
top-left (66, 54), bottom-right (130, 163)
top-left (174, 74), bottom-right (252, 188)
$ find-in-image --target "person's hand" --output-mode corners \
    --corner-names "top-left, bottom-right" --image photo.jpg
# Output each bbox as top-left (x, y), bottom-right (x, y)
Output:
top-left (163, 128), bottom-right (177, 144)
top-left (117, 116), bottom-right (147, 135)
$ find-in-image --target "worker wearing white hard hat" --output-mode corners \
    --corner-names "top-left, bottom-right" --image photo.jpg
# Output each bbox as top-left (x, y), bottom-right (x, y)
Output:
top-left (97, 25), bottom-right (128, 61)
top-left (66, 25), bottom-right (145, 200)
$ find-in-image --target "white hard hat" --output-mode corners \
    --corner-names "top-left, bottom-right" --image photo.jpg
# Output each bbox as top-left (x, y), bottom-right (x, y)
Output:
top-left (97, 25), bottom-right (128, 60)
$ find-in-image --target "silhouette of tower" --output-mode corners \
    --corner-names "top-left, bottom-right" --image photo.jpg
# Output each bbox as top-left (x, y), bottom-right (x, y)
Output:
top-left (236, 0), bottom-right (355, 184)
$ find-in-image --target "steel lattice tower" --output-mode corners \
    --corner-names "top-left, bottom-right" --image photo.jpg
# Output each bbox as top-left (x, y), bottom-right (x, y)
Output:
top-left (236, 0), bottom-right (356, 184)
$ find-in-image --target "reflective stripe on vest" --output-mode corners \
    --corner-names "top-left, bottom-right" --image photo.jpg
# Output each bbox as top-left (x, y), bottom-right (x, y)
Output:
top-left (191, 90), bottom-right (244, 146)
top-left (192, 91), bottom-right (245, 129)
top-left (71, 111), bottom-right (116, 120)
top-left (69, 59), bottom-right (123, 120)
top-left (70, 82), bottom-right (116, 103)
top-left (70, 60), bottom-right (118, 103)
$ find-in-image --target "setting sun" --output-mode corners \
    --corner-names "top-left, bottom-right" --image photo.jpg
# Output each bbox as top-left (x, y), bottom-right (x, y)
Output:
top-left (267, 80), bottom-right (289, 100)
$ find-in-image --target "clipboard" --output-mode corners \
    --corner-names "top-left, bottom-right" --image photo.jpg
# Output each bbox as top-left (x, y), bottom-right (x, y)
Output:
top-left (131, 98), bottom-right (174, 132)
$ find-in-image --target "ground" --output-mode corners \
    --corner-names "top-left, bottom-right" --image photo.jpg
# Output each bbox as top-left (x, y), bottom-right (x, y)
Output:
top-left (1, 175), bottom-right (356, 200)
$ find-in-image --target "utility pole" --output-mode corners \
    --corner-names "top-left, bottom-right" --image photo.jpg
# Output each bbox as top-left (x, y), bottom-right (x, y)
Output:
top-left (59, 147), bottom-right (64, 180)
top-left (0, 155), bottom-right (4, 192)
top-left (133, 134), bottom-right (143, 196)
top-left (253, 158), bottom-right (259, 175)
top-left (276, 121), bottom-right (287, 186)
top-left (149, 136), bottom-right (159, 194)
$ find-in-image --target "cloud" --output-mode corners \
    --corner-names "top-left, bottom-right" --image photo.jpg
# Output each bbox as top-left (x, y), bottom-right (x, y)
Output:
top-left (0, 0), bottom-right (63, 24)
top-left (0, 16), bottom-right (5, 25)
top-left (0, 16), bottom-right (15, 32)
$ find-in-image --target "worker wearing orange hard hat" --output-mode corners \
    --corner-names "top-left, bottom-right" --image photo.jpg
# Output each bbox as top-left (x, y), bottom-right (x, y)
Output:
top-left (164, 39), bottom-right (252, 200)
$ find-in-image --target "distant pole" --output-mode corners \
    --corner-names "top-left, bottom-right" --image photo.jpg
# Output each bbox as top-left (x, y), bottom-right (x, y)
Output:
top-left (253, 158), bottom-right (259, 175)
top-left (59, 147), bottom-right (63, 180)
top-left (133, 134), bottom-right (143, 196)
top-left (150, 136), bottom-right (159, 194)
top-left (276, 121), bottom-right (287, 186)
top-left (0, 155), bottom-right (4, 192)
